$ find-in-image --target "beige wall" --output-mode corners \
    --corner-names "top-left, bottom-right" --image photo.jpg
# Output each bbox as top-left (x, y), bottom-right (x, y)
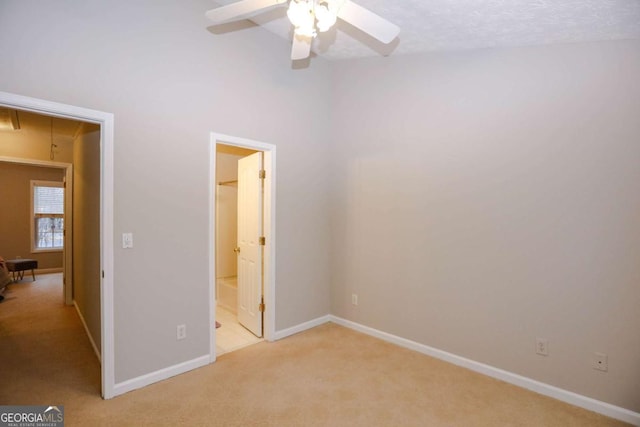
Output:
top-left (73, 124), bottom-right (101, 351)
top-left (4, 0), bottom-right (635, 415)
top-left (329, 40), bottom-right (640, 412)
top-left (215, 151), bottom-right (240, 279)
top-left (0, 0), bottom-right (332, 383)
top-left (214, 146), bottom-right (260, 279)
top-left (0, 162), bottom-right (64, 269)
top-left (0, 112), bottom-right (74, 163)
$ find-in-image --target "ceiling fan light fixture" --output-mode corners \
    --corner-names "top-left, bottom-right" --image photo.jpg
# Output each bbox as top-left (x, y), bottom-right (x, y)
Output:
top-left (315, 4), bottom-right (337, 32)
top-left (205, 0), bottom-right (399, 61)
top-left (287, 1), bottom-right (313, 29)
top-left (288, 0), bottom-right (343, 37)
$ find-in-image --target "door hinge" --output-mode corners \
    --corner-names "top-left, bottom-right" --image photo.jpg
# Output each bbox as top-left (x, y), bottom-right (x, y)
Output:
top-left (258, 236), bottom-right (265, 246)
top-left (259, 169), bottom-right (266, 179)
top-left (259, 298), bottom-right (265, 313)
top-left (102, 270), bottom-right (105, 278)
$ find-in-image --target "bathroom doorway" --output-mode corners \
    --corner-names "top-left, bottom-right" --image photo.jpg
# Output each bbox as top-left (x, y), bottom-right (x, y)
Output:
top-left (209, 134), bottom-right (276, 360)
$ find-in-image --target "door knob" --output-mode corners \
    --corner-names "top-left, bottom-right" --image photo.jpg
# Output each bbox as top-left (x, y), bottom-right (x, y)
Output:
top-left (233, 247), bottom-right (240, 253)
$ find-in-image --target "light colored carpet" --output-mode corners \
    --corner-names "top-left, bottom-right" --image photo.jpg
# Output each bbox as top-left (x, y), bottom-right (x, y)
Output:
top-left (0, 274), bottom-right (630, 426)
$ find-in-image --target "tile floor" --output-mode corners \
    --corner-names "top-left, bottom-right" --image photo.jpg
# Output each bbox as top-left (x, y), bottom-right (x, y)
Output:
top-left (215, 305), bottom-right (262, 356)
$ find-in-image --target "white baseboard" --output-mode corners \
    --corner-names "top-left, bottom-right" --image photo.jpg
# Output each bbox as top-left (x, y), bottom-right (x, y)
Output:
top-left (111, 315), bottom-right (329, 398)
top-left (73, 301), bottom-right (101, 362)
top-left (113, 355), bottom-right (210, 397)
top-left (35, 268), bottom-right (63, 275)
top-left (273, 314), bottom-right (331, 341)
top-left (329, 315), bottom-right (640, 426)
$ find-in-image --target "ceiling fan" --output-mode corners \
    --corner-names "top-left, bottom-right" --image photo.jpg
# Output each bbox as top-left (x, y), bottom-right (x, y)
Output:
top-left (205, 0), bottom-right (400, 60)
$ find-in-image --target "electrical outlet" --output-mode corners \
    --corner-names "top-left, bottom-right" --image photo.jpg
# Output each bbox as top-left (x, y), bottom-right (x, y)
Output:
top-left (351, 294), bottom-right (358, 306)
top-left (536, 338), bottom-right (548, 356)
top-left (592, 352), bottom-right (608, 372)
top-left (177, 324), bottom-right (187, 340)
top-left (122, 233), bottom-right (133, 249)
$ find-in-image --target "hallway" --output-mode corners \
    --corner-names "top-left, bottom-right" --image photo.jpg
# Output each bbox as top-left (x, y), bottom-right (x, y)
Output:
top-left (0, 273), bottom-right (100, 403)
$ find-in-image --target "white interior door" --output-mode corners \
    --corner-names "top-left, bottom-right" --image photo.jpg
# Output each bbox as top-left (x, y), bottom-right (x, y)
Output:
top-left (237, 152), bottom-right (263, 337)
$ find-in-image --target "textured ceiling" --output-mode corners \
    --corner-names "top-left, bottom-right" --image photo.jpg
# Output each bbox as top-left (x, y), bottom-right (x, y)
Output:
top-left (211, 0), bottom-right (640, 60)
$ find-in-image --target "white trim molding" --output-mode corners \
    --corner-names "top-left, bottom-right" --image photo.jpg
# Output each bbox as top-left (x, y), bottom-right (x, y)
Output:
top-left (329, 315), bottom-right (640, 426)
top-left (113, 356), bottom-right (210, 397)
top-left (208, 133), bottom-right (277, 363)
top-left (34, 268), bottom-right (63, 275)
top-left (273, 315), bottom-right (331, 341)
top-left (74, 301), bottom-right (101, 362)
top-left (0, 91), bottom-right (116, 400)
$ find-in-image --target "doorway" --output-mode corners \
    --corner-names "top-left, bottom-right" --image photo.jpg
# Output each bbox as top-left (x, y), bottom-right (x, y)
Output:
top-left (0, 91), bottom-right (115, 398)
top-left (0, 157), bottom-right (73, 303)
top-left (209, 133), bottom-right (276, 362)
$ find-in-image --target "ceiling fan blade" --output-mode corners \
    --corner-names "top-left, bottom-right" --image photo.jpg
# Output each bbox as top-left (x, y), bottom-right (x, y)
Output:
top-left (291, 33), bottom-right (312, 60)
top-left (337, 0), bottom-right (400, 44)
top-left (205, 0), bottom-right (286, 24)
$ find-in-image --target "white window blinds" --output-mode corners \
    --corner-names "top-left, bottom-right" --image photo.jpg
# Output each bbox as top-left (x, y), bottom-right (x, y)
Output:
top-left (34, 186), bottom-right (64, 214)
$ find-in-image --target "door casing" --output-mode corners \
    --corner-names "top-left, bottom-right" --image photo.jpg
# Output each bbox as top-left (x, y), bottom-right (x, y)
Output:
top-left (0, 156), bottom-right (73, 305)
top-left (209, 133), bottom-right (276, 362)
top-left (0, 91), bottom-right (116, 399)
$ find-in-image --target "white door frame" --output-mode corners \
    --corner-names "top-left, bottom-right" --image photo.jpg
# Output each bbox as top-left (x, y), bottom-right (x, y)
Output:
top-left (0, 156), bottom-right (73, 305)
top-left (209, 133), bottom-right (276, 362)
top-left (0, 91), bottom-right (115, 399)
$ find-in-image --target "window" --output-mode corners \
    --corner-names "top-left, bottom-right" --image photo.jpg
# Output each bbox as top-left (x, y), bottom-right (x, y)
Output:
top-left (31, 180), bottom-right (64, 252)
